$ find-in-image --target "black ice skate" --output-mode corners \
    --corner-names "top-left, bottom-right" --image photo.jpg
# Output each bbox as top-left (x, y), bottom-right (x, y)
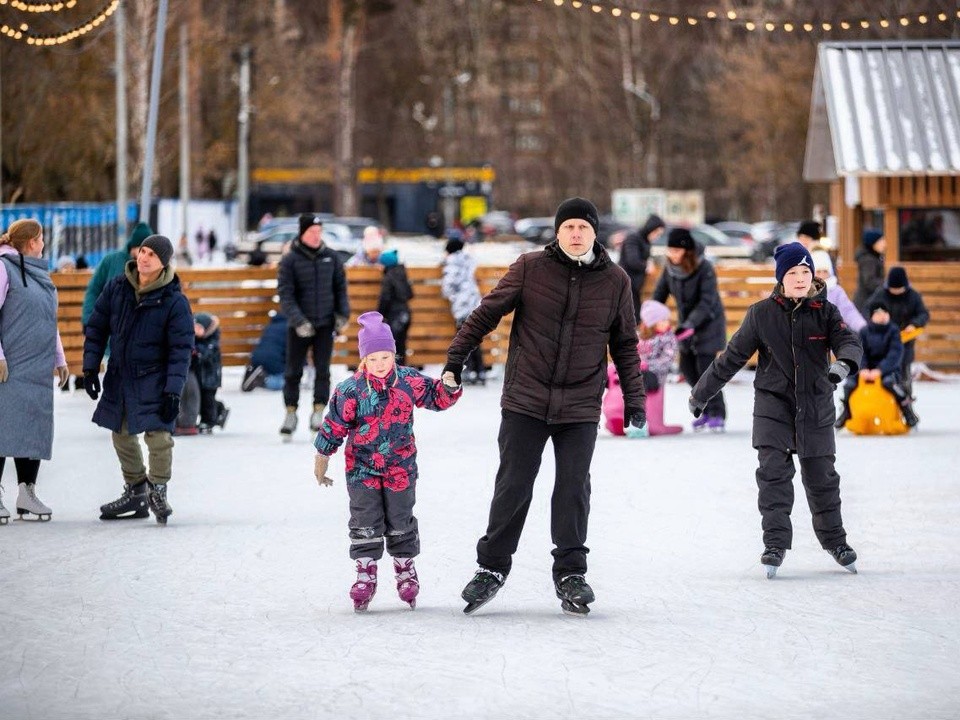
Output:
top-left (828, 544), bottom-right (858, 574)
top-left (99, 480), bottom-right (150, 520)
top-left (148, 482), bottom-right (173, 525)
top-left (761, 547), bottom-right (786, 578)
top-left (461, 568), bottom-right (505, 615)
top-left (555, 574), bottom-right (595, 616)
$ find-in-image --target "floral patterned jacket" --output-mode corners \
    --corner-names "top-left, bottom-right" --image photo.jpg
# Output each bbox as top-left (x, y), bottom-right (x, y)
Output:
top-left (314, 366), bottom-right (461, 491)
top-left (638, 329), bottom-right (679, 381)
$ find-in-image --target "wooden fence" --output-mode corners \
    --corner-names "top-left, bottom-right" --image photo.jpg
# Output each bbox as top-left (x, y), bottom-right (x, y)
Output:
top-left (51, 261), bottom-right (960, 372)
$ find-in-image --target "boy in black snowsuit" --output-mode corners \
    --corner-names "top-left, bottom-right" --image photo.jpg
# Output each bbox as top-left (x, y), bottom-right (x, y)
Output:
top-left (689, 243), bottom-right (863, 577)
top-left (836, 299), bottom-right (918, 429)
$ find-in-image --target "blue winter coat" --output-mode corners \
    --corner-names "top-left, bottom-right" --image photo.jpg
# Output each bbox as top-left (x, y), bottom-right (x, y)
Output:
top-left (82, 263), bottom-right (194, 434)
top-left (250, 313), bottom-right (287, 375)
top-left (859, 322), bottom-right (903, 378)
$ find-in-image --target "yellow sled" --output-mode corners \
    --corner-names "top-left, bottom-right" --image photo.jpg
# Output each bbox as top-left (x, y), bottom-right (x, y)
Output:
top-left (844, 375), bottom-right (909, 436)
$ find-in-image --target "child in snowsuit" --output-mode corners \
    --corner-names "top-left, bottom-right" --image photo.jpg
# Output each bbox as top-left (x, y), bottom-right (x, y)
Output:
top-left (441, 238), bottom-right (485, 384)
top-left (192, 313), bottom-right (229, 432)
top-left (836, 299), bottom-right (918, 429)
top-left (313, 311), bottom-right (461, 611)
top-left (688, 243), bottom-right (863, 577)
top-left (377, 249), bottom-right (413, 365)
top-left (630, 299), bottom-right (690, 436)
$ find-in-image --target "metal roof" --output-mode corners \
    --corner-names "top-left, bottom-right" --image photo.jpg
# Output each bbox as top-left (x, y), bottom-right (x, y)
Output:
top-left (804, 41), bottom-right (960, 181)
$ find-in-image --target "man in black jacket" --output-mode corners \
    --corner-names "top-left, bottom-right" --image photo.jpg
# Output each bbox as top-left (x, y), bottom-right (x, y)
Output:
top-left (443, 197), bottom-right (645, 616)
top-left (619, 213), bottom-right (664, 323)
top-left (277, 214), bottom-right (350, 439)
top-left (689, 243), bottom-right (863, 578)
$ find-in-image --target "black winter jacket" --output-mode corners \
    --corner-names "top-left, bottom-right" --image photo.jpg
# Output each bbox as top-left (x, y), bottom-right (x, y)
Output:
top-left (853, 247), bottom-right (884, 311)
top-left (447, 241), bottom-right (644, 424)
top-left (618, 214), bottom-right (661, 292)
top-left (865, 285), bottom-right (929, 364)
top-left (378, 264), bottom-right (414, 333)
top-left (277, 240), bottom-right (350, 328)
top-left (859, 322), bottom-right (902, 377)
top-left (691, 278), bottom-right (862, 457)
top-left (651, 258), bottom-right (727, 354)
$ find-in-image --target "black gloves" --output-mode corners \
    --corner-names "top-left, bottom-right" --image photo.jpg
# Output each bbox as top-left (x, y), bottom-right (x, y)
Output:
top-left (159, 393), bottom-right (181, 423)
top-left (828, 360), bottom-right (851, 385)
top-left (625, 405), bottom-right (646, 430)
top-left (688, 396), bottom-right (705, 418)
top-left (442, 361), bottom-right (462, 389)
top-left (83, 370), bottom-right (101, 400)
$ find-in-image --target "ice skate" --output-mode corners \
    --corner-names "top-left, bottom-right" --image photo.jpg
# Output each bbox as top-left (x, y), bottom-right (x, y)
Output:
top-left (147, 482), bottom-right (173, 525)
top-left (16, 483), bottom-right (52, 521)
top-left (691, 415), bottom-right (711, 433)
top-left (241, 365), bottom-right (266, 392)
top-left (394, 557), bottom-right (419, 609)
top-left (99, 480), bottom-right (150, 520)
top-left (706, 416), bottom-right (726, 433)
top-left (215, 403), bottom-right (230, 430)
top-left (0, 486), bottom-right (10, 525)
top-left (461, 567), bottom-right (505, 615)
top-left (761, 547), bottom-right (785, 578)
top-left (309, 404), bottom-right (326, 432)
top-left (279, 407), bottom-right (298, 442)
top-left (555, 574), bottom-right (595, 616)
top-left (828, 544), bottom-right (858, 574)
top-left (350, 558), bottom-right (378, 612)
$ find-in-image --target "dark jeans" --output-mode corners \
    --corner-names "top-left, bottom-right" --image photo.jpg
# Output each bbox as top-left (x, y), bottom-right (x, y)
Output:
top-left (680, 349), bottom-right (725, 419)
top-left (755, 447), bottom-right (846, 549)
top-left (477, 410), bottom-right (598, 581)
top-left (283, 325), bottom-right (334, 409)
top-left (199, 388), bottom-right (219, 425)
top-left (456, 318), bottom-right (485, 377)
top-left (0, 457), bottom-right (40, 485)
top-left (347, 482), bottom-right (419, 561)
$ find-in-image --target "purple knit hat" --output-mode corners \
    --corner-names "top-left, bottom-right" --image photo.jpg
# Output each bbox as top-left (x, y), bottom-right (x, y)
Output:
top-left (357, 311), bottom-right (396, 358)
top-left (640, 299), bottom-right (670, 327)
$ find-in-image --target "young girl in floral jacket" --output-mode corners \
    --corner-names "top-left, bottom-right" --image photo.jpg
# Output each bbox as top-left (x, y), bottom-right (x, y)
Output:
top-left (313, 311), bottom-right (461, 612)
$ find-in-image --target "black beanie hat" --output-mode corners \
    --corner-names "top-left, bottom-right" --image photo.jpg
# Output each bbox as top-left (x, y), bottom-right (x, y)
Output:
top-left (862, 228), bottom-right (883, 249)
top-left (299, 213), bottom-right (324, 237)
top-left (867, 298), bottom-right (890, 316)
top-left (140, 234), bottom-right (174, 268)
top-left (886, 266), bottom-right (909, 289)
top-left (445, 238), bottom-right (464, 254)
top-left (797, 220), bottom-right (821, 240)
top-left (666, 227), bottom-right (695, 250)
top-left (554, 197), bottom-right (599, 235)
top-left (773, 241), bottom-right (814, 283)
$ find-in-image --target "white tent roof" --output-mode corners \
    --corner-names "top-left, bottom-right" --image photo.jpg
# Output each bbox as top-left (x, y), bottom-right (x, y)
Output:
top-left (804, 40), bottom-right (960, 181)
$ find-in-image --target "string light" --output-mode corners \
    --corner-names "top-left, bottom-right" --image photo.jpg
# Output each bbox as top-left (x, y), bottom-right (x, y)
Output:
top-left (0, 0), bottom-right (77, 12)
top-left (3, 0), bottom-right (119, 45)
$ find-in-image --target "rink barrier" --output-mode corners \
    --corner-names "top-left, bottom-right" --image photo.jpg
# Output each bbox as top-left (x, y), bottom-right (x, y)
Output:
top-left (50, 262), bottom-right (959, 372)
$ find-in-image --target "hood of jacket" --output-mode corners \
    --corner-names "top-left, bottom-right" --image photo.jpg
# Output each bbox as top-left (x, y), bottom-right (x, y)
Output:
top-left (124, 260), bottom-right (177, 298)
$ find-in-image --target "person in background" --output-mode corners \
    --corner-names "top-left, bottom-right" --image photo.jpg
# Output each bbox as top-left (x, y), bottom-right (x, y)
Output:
top-left (853, 229), bottom-right (885, 313)
top-left (346, 226), bottom-right (384, 267)
top-left (56, 255), bottom-right (77, 273)
top-left (795, 220), bottom-right (824, 251)
top-left (377, 248), bottom-right (413, 365)
top-left (866, 266), bottom-right (930, 399)
top-left (441, 237), bottom-right (485, 385)
top-left (0, 219), bottom-right (70, 524)
top-left (277, 213), bottom-right (350, 438)
top-left (619, 213), bottom-right (665, 324)
top-left (241, 313), bottom-right (288, 392)
top-left (176, 313), bottom-right (230, 435)
top-left (689, 242), bottom-right (863, 578)
top-left (81, 221), bottom-right (153, 329)
top-left (82, 235), bottom-right (194, 525)
top-left (651, 227), bottom-right (728, 432)
top-left (810, 250), bottom-right (865, 333)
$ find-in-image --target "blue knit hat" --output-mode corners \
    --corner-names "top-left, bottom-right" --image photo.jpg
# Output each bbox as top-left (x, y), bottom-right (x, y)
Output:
top-left (357, 311), bottom-right (396, 358)
top-left (773, 242), bottom-right (814, 283)
top-left (862, 228), bottom-right (884, 249)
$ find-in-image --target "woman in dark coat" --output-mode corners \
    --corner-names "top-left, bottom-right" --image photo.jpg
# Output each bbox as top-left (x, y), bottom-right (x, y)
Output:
top-left (651, 228), bottom-right (728, 430)
top-left (619, 213), bottom-right (665, 323)
top-left (690, 243), bottom-right (863, 577)
top-left (377, 249), bottom-right (413, 365)
top-left (853, 229), bottom-right (885, 313)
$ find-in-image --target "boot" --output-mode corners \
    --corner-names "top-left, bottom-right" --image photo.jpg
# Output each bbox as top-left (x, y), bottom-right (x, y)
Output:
top-left (890, 383), bottom-right (919, 427)
top-left (643, 388), bottom-right (682, 436)
top-left (215, 402), bottom-right (230, 429)
top-left (350, 557), bottom-right (378, 612)
top-left (16, 483), bottom-right (52, 521)
top-left (394, 557), bottom-right (420, 609)
top-left (99, 480), bottom-right (150, 520)
top-left (828, 543), bottom-right (858, 573)
top-left (148, 482), bottom-right (173, 525)
top-left (309, 404), bottom-right (326, 432)
top-left (0, 485), bottom-right (10, 525)
top-left (279, 407), bottom-right (298, 439)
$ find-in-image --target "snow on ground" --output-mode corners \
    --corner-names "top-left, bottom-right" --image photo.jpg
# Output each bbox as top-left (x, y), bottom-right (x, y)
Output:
top-left (1, 369), bottom-right (958, 720)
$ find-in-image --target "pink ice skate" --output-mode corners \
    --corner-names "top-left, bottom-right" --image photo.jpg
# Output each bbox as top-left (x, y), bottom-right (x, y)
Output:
top-left (394, 557), bottom-right (420, 609)
top-left (350, 558), bottom-right (378, 612)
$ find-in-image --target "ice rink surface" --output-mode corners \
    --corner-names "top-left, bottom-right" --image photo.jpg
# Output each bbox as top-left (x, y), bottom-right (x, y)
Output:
top-left (1, 368), bottom-right (958, 719)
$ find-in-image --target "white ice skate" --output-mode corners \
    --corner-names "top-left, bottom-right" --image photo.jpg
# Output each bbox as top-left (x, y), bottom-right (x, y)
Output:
top-left (279, 408), bottom-right (298, 442)
top-left (16, 483), bottom-right (52, 521)
top-left (0, 486), bottom-right (10, 525)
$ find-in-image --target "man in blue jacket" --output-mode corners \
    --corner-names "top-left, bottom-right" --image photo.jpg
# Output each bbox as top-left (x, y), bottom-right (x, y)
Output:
top-left (82, 235), bottom-right (194, 524)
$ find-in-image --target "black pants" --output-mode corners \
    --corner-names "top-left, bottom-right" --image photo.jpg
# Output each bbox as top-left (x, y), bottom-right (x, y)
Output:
top-left (680, 349), bottom-right (725, 418)
top-left (0, 457), bottom-right (40, 485)
top-left (755, 447), bottom-right (846, 549)
top-left (283, 325), bottom-right (334, 408)
top-left (477, 410), bottom-right (598, 581)
top-left (199, 388), bottom-right (219, 425)
top-left (456, 319), bottom-right (485, 377)
top-left (902, 340), bottom-right (916, 397)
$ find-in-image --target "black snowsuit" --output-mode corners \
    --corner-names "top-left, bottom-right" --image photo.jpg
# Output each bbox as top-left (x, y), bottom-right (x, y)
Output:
top-left (378, 262), bottom-right (414, 365)
top-left (691, 278), bottom-right (863, 550)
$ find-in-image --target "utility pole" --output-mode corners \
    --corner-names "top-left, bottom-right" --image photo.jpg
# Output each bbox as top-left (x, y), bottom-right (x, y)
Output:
top-left (179, 23), bottom-right (190, 243)
top-left (139, 0), bottom-right (169, 224)
top-left (237, 44), bottom-right (251, 243)
top-left (115, 0), bottom-right (128, 240)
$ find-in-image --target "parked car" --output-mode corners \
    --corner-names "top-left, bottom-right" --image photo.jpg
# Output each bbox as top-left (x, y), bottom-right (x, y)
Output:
top-left (239, 217), bottom-right (359, 264)
top-left (597, 215), bottom-right (632, 248)
top-left (335, 216), bottom-right (387, 241)
top-left (750, 221), bottom-right (800, 263)
top-left (713, 221), bottom-right (755, 248)
top-left (514, 216), bottom-right (555, 245)
top-left (478, 211), bottom-right (516, 237)
top-left (651, 223), bottom-right (753, 261)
